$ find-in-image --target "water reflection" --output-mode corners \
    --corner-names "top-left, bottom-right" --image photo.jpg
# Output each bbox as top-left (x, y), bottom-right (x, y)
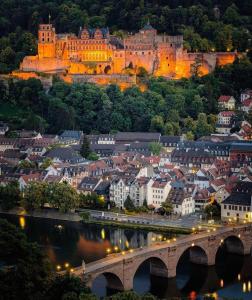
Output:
top-left (0, 214), bottom-right (173, 268)
top-left (132, 248), bottom-right (252, 300)
top-left (1, 214), bottom-right (252, 299)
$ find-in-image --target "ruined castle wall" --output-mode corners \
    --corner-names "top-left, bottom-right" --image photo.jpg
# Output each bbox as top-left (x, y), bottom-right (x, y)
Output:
top-left (20, 56), bottom-right (70, 73)
top-left (216, 52), bottom-right (236, 66)
top-left (113, 50), bottom-right (126, 74)
top-left (125, 50), bottom-right (156, 74)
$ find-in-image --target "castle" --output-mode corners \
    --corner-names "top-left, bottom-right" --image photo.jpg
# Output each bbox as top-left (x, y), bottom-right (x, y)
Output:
top-left (19, 22), bottom-right (236, 82)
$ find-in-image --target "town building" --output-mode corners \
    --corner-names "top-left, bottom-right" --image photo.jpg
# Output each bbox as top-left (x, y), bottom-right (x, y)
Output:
top-left (218, 96), bottom-right (236, 111)
top-left (146, 178), bottom-right (171, 208)
top-left (221, 182), bottom-right (252, 222)
top-left (216, 111), bottom-right (235, 134)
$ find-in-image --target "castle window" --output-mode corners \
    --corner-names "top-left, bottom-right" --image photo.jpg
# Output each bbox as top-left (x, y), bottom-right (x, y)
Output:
top-left (166, 57), bottom-right (168, 60)
top-left (170, 44), bottom-right (173, 47)
top-left (47, 38), bottom-right (50, 42)
top-left (142, 52), bottom-right (144, 55)
top-left (149, 52), bottom-right (151, 55)
top-left (42, 38), bottom-right (44, 42)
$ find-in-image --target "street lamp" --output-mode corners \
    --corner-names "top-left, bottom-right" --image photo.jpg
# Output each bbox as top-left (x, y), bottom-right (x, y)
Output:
top-left (82, 260), bottom-right (86, 274)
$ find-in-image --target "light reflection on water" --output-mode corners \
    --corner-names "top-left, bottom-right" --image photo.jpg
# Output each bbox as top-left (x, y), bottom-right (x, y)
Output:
top-left (1, 214), bottom-right (252, 300)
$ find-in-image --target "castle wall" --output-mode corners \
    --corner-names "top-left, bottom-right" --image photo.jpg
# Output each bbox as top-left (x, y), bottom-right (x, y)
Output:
top-left (18, 23), bottom-right (237, 81)
top-left (20, 56), bottom-right (70, 73)
top-left (125, 50), bottom-right (156, 74)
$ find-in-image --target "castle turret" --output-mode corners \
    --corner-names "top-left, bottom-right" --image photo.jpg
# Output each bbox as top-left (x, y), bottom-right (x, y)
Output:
top-left (38, 24), bottom-right (56, 59)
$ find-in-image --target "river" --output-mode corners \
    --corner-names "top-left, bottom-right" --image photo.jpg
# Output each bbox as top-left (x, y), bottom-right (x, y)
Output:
top-left (1, 214), bottom-right (252, 300)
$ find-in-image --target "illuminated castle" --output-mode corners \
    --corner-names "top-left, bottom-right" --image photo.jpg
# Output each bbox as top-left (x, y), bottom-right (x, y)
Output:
top-left (19, 22), bottom-right (236, 80)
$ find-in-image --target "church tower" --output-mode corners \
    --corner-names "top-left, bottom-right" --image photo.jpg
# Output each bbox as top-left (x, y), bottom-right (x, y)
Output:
top-left (38, 24), bottom-right (56, 59)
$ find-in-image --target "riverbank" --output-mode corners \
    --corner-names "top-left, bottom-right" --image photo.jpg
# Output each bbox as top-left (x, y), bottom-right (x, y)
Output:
top-left (0, 208), bottom-right (82, 222)
top-left (81, 216), bottom-right (192, 234)
top-left (0, 208), bottom-right (192, 234)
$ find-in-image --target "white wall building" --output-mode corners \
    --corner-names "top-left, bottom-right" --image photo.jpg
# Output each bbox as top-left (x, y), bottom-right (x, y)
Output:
top-left (146, 178), bottom-right (171, 208)
top-left (130, 177), bottom-right (149, 207)
top-left (109, 176), bottom-right (134, 209)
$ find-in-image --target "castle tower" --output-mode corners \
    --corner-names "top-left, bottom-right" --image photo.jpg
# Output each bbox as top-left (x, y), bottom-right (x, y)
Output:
top-left (38, 24), bottom-right (56, 59)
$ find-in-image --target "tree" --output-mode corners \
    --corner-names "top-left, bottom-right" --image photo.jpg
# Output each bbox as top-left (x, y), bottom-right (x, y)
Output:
top-left (195, 113), bottom-right (213, 137)
top-left (164, 122), bottom-right (174, 135)
top-left (124, 195), bottom-right (135, 211)
top-left (137, 66), bottom-right (148, 77)
top-left (0, 181), bottom-right (21, 211)
top-left (80, 135), bottom-right (91, 158)
top-left (186, 131), bottom-right (194, 141)
top-left (48, 182), bottom-right (80, 213)
top-left (46, 273), bottom-right (93, 300)
top-left (40, 158), bottom-right (53, 169)
top-left (0, 219), bottom-right (52, 300)
top-left (190, 57), bottom-right (202, 78)
top-left (149, 142), bottom-right (162, 155)
top-left (204, 203), bottom-right (221, 219)
top-left (22, 182), bottom-right (47, 211)
top-left (87, 152), bottom-right (99, 161)
top-left (143, 198), bottom-right (148, 208)
top-left (161, 201), bottom-right (173, 215)
top-left (19, 160), bottom-right (36, 169)
top-left (150, 115), bottom-right (164, 133)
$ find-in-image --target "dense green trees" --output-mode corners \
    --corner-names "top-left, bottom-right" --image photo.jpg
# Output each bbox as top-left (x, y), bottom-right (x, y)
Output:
top-left (0, 218), bottom-right (52, 300)
top-left (1, 56), bottom-right (251, 136)
top-left (0, 219), bottom-right (96, 300)
top-left (21, 182), bottom-right (80, 213)
top-left (0, 181), bottom-right (21, 211)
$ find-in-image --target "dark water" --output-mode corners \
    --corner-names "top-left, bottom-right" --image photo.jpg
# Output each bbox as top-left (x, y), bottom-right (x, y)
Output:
top-left (1, 214), bottom-right (252, 300)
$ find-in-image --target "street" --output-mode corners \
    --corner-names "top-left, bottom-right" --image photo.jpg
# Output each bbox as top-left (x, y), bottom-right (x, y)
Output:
top-left (78, 209), bottom-right (216, 229)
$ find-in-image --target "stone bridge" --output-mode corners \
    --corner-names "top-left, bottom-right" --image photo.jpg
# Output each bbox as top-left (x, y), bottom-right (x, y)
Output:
top-left (71, 224), bottom-right (252, 291)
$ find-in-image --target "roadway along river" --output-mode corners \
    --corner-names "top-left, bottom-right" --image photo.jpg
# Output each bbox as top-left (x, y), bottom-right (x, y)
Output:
top-left (1, 214), bottom-right (252, 300)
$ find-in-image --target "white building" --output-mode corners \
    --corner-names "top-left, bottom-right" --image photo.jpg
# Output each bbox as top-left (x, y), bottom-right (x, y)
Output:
top-left (146, 178), bottom-right (171, 208)
top-left (130, 177), bottom-right (149, 207)
top-left (217, 111), bottom-right (235, 125)
top-left (218, 95), bottom-right (236, 111)
top-left (221, 182), bottom-right (252, 221)
top-left (167, 187), bottom-right (195, 216)
top-left (221, 194), bottom-right (252, 221)
top-left (109, 176), bottom-right (134, 209)
top-left (216, 111), bottom-right (235, 134)
top-left (240, 90), bottom-right (252, 102)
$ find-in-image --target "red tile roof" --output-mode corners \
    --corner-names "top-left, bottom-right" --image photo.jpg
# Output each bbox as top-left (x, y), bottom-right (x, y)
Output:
top-left (219, 111), bottom-right (235, 117)
top-left (218, 95), bottom-right (232, 103)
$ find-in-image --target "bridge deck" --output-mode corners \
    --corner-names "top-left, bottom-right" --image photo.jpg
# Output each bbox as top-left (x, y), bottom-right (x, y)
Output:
top-left (69, 224), bottom-right (252, 277)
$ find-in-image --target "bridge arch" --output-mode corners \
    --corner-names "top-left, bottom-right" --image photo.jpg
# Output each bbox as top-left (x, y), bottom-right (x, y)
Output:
top-left (176, 245), bottom-right (209, 268)
top-left (216, 235), bottom-right (245, 259)
top-left (132, 255), bottom-right (169, 294)
top-left (175, 245), bottom-right (208, 292)
top-left (91, 271), bottom-right (124, 294)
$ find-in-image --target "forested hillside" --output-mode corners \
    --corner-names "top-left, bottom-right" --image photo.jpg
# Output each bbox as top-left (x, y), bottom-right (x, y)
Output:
top-left (1, 59), bottom-right (252, 137)
top-left (0, 0), bottom-right (251, 73)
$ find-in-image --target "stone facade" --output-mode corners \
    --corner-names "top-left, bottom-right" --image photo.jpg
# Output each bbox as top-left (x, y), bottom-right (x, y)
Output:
top-left (73, 224), bottom-right (252, 291)
top-left (19, 23), bottom-right (237, 80)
